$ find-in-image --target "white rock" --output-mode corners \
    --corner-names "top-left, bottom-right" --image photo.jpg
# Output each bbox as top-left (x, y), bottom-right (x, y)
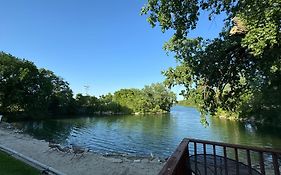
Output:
top-left (133, 159), bottom-right (141, 163)
top-left (141, 159), bottom-right (149, 163)
top-left (123, 158), bottom-right (131, 162)
top-left (109, 158), bottom-right (123, 163)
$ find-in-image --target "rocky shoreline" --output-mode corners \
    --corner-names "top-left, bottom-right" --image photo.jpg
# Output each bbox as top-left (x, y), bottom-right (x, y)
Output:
top-left (0, 122), bottom-right (165, 175)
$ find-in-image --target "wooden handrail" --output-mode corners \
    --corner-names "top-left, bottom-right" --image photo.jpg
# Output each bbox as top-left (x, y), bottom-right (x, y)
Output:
top-left (187, 138), bottom-right (281, 154)
top-left (159, 138), bottom-right (281, 175)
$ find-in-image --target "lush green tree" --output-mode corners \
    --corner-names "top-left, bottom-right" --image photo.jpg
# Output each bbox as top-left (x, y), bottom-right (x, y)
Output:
top-left (75, 94), bottom-right (97, 113)
top-left (47, 75), bottom-right (73, 114)
top-left (177, 89), bottom-right (203, 108)
top-left (113, 83), bottom-right (176, 113)
top-left (0, 52), bottom-right (42, 114)
top-left (0, 52), bottom-right (176, 118)
top-left (142, 83), bottom-right (176, 113)
top-left (74, 93), bottom-right (125, 114)
top-left (38, 69), bottom-right (74, 114)
top-left (113, 89), bottom-right (143, 113)
top-left (99, 93), bottom-right (124, 113)
top-left (0, 52), bottom-right (74, 117)
top-left (142, 0), bottom-right (281, 124)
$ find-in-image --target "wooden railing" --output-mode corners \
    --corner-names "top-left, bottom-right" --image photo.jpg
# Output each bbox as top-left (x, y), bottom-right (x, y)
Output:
top-left (159, 138), bottom-right (281, 175)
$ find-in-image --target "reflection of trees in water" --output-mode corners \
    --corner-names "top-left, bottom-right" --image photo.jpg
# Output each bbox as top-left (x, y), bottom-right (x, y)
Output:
top-left (13, 116), bottom-right (109, 144)
top-left (13, 114), bottom-right (175, 157)
top-left (105, 114), bottom-right (174, 157)
top-left (12, 109), bottom-right (281, 162)
top-left (209, 117), bottom-right (281, 149)
top-left (207, 117), bottom-right (281, 174)
top-left (89, 114), bottom-right (175, 157)
top-left (14, 120), bottom-right (74, 144)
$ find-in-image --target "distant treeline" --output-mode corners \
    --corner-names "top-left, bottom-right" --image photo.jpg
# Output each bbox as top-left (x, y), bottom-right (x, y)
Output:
top-left (177, 100), bottom-right (197, 108)
top-left (76, 84), bottom-right (176, 115)
top-left (0, 52), bottom-right (176, 119)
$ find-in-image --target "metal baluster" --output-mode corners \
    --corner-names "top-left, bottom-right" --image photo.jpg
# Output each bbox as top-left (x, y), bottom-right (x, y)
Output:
top-left (247, 150), bottom-right (252, 175)
top-left (194, 142), bottom-right (198, 174)
top-left (224, 146), bottom-right (228, 175)
top-left (203, 143), bottom-right (207, 175)
top-left (235, 148), bottom-right (239, 175)
top-left (259, 152), bottom-right (265, 175)
top-left (272, 153), bottom-right (280, 175)
top-left (213, 145), bottom-right (217, 175)
top-left (187, 143), bottom-right (192, 175)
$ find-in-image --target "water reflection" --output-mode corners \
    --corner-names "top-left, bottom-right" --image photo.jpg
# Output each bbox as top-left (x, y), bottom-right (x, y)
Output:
top-left (13, 106), bottom-right (281, 158)
top-left (209, 116), bottom-right (281, 148)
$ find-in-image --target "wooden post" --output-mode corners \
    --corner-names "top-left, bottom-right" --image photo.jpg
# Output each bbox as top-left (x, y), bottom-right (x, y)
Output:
top-left (158, 139), bottom-right (190, 175)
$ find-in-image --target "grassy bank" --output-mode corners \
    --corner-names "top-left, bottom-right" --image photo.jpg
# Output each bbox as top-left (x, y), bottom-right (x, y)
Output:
top-left (0, 151), bottom-right (40, 175)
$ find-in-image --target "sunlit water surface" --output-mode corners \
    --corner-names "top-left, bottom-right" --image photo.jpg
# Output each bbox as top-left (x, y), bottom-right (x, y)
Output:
top-left (13, 106), bottom-right (281, 158)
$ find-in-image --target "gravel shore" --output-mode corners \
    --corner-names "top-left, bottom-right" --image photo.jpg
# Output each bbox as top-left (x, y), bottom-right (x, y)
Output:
top-left (0, 122), bottom-right (164, 175)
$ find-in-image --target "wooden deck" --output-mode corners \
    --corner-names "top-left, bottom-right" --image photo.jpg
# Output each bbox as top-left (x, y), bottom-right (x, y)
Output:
top-left (159, 138), bottom-right (281, 175)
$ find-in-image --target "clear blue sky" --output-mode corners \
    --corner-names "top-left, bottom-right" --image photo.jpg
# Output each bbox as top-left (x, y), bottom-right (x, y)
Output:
top-left (0, 0), bottom-right (225, 98)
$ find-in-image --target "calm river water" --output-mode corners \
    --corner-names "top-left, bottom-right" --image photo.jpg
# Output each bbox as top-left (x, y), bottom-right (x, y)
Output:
top-left (13, 106), bottom-right (281, 158)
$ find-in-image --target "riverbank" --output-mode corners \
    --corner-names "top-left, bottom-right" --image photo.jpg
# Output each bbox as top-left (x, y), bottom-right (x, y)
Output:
top-left (0, 122), bottom-right (164, 175)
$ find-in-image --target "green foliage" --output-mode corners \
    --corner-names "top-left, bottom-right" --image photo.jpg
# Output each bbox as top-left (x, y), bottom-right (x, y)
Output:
top-left (177, 88), bottom-right (203, 108)
top-left (73, 83), bottom-right (176, 115)
top-left (0, 52), bottom-right (176, 117)
top-left (39, 69), bottom-right (74, 114)
top-left (238, 0), bottom-right (281, 56)
top-left (113, 83), bottom-right (176, 114)
top-left (0, 52), bottom-right (43, 114)
top-left (113, 89), bottom-right (144, 113)
top-left (0, 52), bottom-right (74, 117)
top-left (142, 0), bottom-right (281, 124)
top-left (142, 83), bottom-right (177, 113)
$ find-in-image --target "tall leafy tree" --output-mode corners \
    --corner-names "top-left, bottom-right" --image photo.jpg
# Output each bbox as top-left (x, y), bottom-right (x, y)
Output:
top-left (39, 69), bottom-right (74, 114)
top-left (0, 52), bottom-right (42, 114)
top-left (142, 0), bottom-right (281, 123)
top-left (0, 52), bottom-right (74, 117)
top-left (142, 83), bottom-right (176, 112)
top-left (113, 88), bottom-right (144, 113)
top-left (113, 83), bottom-right (176, 113)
